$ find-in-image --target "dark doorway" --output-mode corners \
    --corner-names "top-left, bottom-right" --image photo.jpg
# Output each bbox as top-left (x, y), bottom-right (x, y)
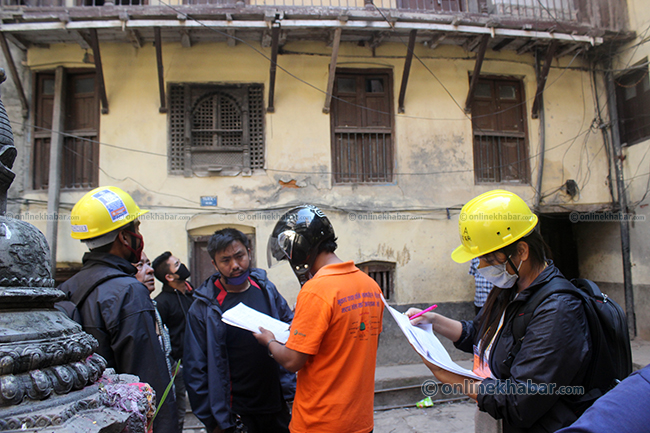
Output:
top-left (538, 214), bottom-right (580, 280)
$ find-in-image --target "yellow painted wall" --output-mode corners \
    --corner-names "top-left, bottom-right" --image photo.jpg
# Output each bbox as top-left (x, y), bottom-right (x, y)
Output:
top-left (603, 0), bottom-right (650, 289)
top-left (21, 37), bottom-right (612, 303)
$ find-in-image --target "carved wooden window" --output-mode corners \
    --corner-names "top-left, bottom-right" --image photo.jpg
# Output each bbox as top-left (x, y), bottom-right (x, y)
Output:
top-left (168, 83), bottom-right (264, 176)
top-left (32, 71), bottom-right (99, 190)
top-left (616, 65), bottom-right (650, 146)
top-left (357, 260), bottom-right (395, 300)
top-left (331, 69), bottom-right (394, 184)
top-left (471, 77), bottom-right (529, 183)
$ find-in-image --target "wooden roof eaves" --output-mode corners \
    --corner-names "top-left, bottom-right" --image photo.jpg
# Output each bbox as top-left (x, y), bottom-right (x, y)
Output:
top-left (0, 5), bottom-right (622, 36)
top-left (0, 18), bottom-right (606, 46)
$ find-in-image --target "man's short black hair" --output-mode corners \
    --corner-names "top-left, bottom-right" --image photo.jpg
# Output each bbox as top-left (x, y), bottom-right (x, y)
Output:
top-left (317, 237), bottom-right (338, 255)
top-left (152, 251), bottom-right (173, 283)
top-left (208, 228), bottom-right (250, 261)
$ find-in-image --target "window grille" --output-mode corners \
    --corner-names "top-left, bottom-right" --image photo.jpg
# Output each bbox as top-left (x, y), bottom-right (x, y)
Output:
top-left (168, 83), bottom-right (264, 176)
top-left (357, 261), bottom-right (395, 300)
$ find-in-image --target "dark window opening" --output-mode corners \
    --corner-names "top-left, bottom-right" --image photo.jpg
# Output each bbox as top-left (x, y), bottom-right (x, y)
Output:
top-left (357, 260), bottom-right (395, 300)
top-left (616, 64), bottom-right (650, 146)
top-left (538, 214), bottom-right (579, 280)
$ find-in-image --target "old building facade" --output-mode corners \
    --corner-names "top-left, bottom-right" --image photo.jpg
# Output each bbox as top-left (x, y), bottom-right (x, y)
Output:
top-left (1, 0), bottom-right (646, 363)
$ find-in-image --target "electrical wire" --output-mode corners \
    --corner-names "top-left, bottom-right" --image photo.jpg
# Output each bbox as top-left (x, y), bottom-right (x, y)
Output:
top-left (16, 112), bottom-right (597, 179)
top-left (3, 0), bottom-right (615, 207)
top-left (152, 0), bottom-right (590, 124)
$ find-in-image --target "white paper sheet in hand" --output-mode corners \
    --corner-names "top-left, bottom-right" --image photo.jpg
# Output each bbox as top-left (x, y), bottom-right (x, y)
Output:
top-left (221, 302), bottom-right (291, 344)
top-left (383, 299), bottom-right (481, 380)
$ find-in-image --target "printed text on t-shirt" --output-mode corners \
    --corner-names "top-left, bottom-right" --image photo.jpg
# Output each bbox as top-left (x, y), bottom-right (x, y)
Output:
top-left (337, 291), bottom-right (382, 313)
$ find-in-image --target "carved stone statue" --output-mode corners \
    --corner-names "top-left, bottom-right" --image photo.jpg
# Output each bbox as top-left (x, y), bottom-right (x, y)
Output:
top-left (0, 69), bottom-right (16, 216)
top-left (0, 69), bottom-right (151, 432)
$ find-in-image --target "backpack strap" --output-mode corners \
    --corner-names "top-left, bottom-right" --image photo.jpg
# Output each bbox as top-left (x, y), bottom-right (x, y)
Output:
top-left (503, 281), bottom-right (583, 370)
top-left (69, 271), bottom-right (129, 311)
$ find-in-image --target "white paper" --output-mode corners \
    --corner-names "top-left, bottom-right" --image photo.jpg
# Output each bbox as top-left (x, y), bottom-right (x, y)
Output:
top-left (221, 302), bottom-right (291, 344)
top-left (383, 298), bottom-right (481, 380)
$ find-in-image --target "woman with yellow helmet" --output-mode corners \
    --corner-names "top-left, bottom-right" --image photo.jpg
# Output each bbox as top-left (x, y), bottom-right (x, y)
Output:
top-left (408, 190), bottom-right (591, 433)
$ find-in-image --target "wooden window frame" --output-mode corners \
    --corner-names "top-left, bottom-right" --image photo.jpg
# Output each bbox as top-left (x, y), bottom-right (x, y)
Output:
top-left (31, 69), bottom-right (100, 191)
top-left (471, 75), bottom-right (530, 184)
top-left (615, 63), bottom-right (650, 146)
top-left (330, 68), bottom-right (395, 185)
top-left (168, 83), bottom-right (265, 176)
top-left (357, 260), bottom-right (395, 301)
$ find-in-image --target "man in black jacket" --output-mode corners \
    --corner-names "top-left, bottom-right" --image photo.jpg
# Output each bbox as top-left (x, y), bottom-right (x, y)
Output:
top-left (59, 186), bottom-right (179, 433)
top-left (152, 251), bottom-right (194, 430)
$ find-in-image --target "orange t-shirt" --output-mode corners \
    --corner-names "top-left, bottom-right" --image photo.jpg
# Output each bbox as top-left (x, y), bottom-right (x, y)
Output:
top-left (285, 261), bottom-right (384, 433)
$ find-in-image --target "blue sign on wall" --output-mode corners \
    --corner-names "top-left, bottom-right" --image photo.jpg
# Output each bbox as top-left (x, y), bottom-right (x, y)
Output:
top-left (201, 196), bottom-right (218, 207)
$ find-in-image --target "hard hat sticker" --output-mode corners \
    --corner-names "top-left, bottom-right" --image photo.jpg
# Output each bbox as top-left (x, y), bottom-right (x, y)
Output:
top-left (92, 189), bottom-right (129, 223)
top-left (71, 224), bottom-right (88, 233)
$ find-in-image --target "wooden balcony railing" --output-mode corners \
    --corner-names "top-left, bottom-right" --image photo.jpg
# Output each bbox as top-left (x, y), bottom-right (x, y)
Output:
top-left (0, 0), bottom-right (627, 32)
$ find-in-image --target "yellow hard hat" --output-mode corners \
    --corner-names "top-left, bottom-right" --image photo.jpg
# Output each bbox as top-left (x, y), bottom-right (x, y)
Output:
top-left (70, 186), bottom-right (149, 240)
top-left (451, 190), bottom-right (538, 263)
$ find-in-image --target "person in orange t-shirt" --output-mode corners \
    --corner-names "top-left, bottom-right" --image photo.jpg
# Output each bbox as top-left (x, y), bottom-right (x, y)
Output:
top-left (255, 205), bottom-right (383, 433)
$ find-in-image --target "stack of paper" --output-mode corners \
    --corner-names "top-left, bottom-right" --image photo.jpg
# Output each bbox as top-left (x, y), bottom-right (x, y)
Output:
top-left (221, 302), bottom-right (291, 344)
top-left (382, 297), bottom-right (481, 380)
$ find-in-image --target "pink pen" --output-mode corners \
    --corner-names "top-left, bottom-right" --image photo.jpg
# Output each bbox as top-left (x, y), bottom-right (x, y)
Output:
top-left (409, 304), bottom-right (438, 320)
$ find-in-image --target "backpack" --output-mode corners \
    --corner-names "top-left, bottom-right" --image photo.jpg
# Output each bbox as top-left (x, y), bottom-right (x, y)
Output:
top-left (510, 278), bottom-right (632, 405)
top-left (55, 272), bottom-right (127, 325)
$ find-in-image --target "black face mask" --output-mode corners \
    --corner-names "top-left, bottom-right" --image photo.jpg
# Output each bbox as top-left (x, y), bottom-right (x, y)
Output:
top-left (175, 263), bottom-right (191, 281)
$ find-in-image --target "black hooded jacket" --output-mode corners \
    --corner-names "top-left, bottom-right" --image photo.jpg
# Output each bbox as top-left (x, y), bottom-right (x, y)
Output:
top-left (455, 263), bottom-right (591, 433)
top-left (59, 251), bottom-right (179, 433)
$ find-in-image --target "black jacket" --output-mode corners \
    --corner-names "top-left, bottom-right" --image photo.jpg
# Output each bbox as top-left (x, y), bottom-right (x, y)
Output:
top-left (59, 252), bottom-right (179, 433)
top-left (155, 283), bottom-right (194, 361)
top-left (455, 263), bottom-right (591, 433)
top-left (183, 268), bottom-right (296, 432)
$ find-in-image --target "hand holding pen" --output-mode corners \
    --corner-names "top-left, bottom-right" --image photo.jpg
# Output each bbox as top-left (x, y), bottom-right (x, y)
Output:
top-left (405, 304), bottom-right (437, 325)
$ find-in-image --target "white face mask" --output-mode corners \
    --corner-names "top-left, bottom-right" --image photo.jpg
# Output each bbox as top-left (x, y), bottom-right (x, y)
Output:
top-left (478, 255), bottom-right (522, 288)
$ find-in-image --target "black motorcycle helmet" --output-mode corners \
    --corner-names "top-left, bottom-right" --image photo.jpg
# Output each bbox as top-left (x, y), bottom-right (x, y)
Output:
top-left (267, 205), bottom-right (335, 286)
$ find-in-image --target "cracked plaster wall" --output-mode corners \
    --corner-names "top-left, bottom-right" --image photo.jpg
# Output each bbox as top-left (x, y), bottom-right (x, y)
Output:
top-left (13, 39), bottom-right (614, 306)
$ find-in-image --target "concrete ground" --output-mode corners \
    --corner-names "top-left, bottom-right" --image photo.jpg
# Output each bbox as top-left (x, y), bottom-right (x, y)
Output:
top-left (183, 400), bottom-right (476, 433)
top-left (182, 338), bottom-right (650, 433)
top-left (374, 400), bottom-right (475, 433)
